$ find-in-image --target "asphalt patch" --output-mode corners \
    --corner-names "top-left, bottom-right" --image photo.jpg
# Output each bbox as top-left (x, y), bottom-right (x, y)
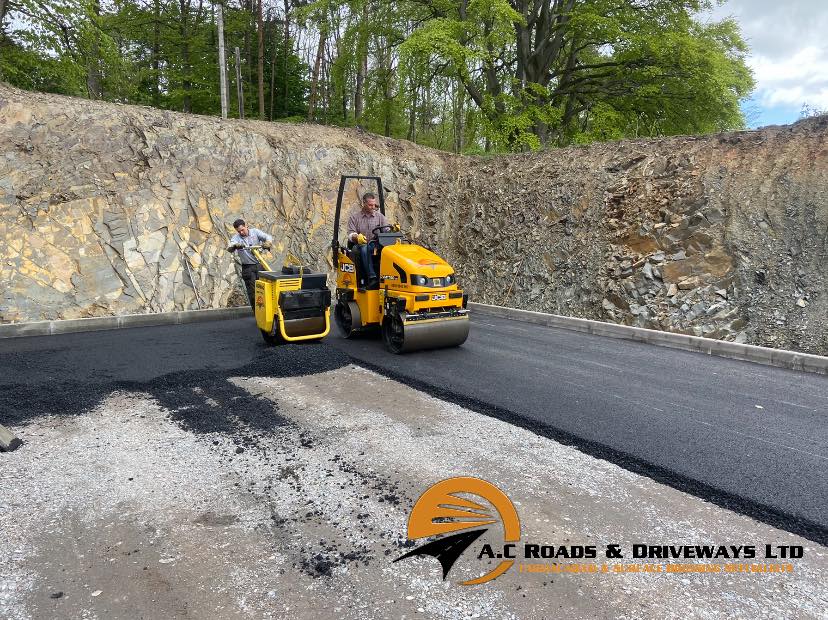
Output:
top-left (0, 333), bottom-right (409, 579)
top-left (0, 343), bottom-right (350, 443)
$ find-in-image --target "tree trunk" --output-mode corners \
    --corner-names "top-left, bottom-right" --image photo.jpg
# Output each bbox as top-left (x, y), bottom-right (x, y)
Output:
top-left (152, 0), bottom-right (161, 107)
top-left (243, 0), bottom-right (253, 116)
top-left (453, 78), bottom-right (464, 153)
top-left (562, 37), bottom-right (583, 143)
top-left (86, 0), bottom-right (103, 99)
top-left (235, 46), bottom-right (245, 118)
top-left (256, 0), bottom-right (265, 119)
top-left (408, 78), bottom-right (417, 142)
top-left (282, 0), bottom-right (290, 116)
top-left (420, 82), bottom-right (430, 138)
top-left (269, 18), bottom-right (278, 120)
top-left (384, 77), bottom-right (392, 138)
top-left (179, 0), bottom-right (193, 112)
top-left (355, 53), bottom-right (366, 123)
top-left (354, 2), bottom-right (368, 124)
top-left (217, 2), bottom-right (229, 118)
top-left (307, 26), bottom-right (327, 121)
top-left (1, 0), bottom-right (8, 43)
top-left (377, 37), bottom-right (393, 137)
top-left (321, 40), bottom-right (329, 124)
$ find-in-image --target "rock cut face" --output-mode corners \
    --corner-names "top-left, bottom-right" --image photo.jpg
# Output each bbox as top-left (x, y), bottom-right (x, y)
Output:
top-left (452, 122), bottom-right (828, 355)
top-left (0, 86), bottom-right (458, 323)
top-left (0, 85), bottom-right (825, 355)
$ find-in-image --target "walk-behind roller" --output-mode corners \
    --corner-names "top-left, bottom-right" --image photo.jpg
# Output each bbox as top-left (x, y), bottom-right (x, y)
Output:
top-left (331, 175), bottom-right (469, 354)
top-left (249, 245), bottom-right (331, 344)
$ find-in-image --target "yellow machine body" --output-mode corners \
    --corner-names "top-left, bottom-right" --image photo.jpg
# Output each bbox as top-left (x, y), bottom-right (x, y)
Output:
top-left (334, 236), bottom-right (469, 353)
top-left (251, 247), bottom-right (331, 344)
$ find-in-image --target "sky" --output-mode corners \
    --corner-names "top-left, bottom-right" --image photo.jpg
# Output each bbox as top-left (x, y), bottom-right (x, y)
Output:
top-left (706, 0), bottom-right (828, 127)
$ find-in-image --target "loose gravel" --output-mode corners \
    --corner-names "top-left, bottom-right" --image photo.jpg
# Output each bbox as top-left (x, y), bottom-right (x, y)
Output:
top-left (1, 361), bottom-right (826, 619)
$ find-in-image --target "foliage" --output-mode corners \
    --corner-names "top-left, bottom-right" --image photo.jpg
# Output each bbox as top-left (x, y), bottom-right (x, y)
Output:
top-left (800, 103), bottom-right (826, 119)
top-left (400, 0), bottom-right (754, 150)
top-left (1, 0), bottom-right (755, 152)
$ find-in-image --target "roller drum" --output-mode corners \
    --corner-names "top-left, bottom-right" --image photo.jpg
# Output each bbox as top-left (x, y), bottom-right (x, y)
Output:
top-left (281, 315), bottom-right (327, 339)
top-left (389, 316), bottom-right (470, 353)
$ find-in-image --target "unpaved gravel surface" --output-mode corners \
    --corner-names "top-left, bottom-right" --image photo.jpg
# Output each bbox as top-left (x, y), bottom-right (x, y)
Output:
top-left (1, 364), bottom-right (825, 619)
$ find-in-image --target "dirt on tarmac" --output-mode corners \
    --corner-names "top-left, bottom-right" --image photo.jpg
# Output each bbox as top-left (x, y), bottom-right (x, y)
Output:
top-left (1, 353), bottom-right (826, 619)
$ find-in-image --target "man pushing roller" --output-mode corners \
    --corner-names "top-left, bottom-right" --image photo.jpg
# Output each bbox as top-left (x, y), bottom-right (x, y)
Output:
top-left (227, 218), bottom-right (273, 307)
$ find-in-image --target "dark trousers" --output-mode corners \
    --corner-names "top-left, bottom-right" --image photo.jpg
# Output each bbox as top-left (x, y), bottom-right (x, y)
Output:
top-left (241, 263), bottom-right (260, 309)
top-left (357, 241), bottom-right (378, 283)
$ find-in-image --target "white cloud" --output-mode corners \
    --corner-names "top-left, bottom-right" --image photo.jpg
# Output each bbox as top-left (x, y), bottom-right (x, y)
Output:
top-left (707, 1), bottom-right (828, 115)
top-left (748, 47), bottom-right (828, 109)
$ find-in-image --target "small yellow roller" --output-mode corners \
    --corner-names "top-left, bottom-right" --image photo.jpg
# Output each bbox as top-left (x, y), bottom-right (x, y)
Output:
top-left (250, 245), bottom-right (331, 345)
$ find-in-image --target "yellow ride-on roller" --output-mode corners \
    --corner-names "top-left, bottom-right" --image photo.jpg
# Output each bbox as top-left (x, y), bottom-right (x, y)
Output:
top-left (331, 175), bottom-right (469, 354)
top-left (249, 245), bottom-right (331, 344)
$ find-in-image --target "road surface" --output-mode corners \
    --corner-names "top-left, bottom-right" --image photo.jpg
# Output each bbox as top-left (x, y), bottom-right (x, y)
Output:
top-left (331, 313), bottom-right (828, 544)
top-left (1, 313), bottom-right (826, 544)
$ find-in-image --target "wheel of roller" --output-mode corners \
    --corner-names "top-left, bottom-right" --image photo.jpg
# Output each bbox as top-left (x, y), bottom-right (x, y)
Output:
top-left (382, 314), bottom-right (469, 354)
top-left (335, 300), bottom-right (361, 338)
top-left (382, 313), bottom-right (406, 354)
top-left (260, 326), bottom-right (283, 345)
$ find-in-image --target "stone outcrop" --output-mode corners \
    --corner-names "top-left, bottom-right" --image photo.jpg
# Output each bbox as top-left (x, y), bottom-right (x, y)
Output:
top-left (0, 85), bottom-right (457, 320)
top-left (1, 84), bottom-right (826, 354)
top-left (455, 126), bottom-right (828, 355)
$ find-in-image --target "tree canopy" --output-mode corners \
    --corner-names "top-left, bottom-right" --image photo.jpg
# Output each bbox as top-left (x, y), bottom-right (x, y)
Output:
top-left (0, 0), bottom-right (754, 152)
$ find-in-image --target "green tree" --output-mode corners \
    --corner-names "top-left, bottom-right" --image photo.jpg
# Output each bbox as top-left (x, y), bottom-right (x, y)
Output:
top-left (1, 0), bottom-right (755, 154)
top-left (1, 0), bottom-right (308, 118)
top-left (401, 0), bottom-right (754, 150)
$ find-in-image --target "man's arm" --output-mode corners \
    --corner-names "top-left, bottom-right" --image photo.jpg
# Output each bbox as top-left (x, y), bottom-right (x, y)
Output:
top-left (249, 228), bottom-right (273, 250)
top-left (347, 212), bottom-right (359, 242)
top-left (227, 233), bottom-right (243, 252)
top-left (251, 228), bottom-right (273, 243)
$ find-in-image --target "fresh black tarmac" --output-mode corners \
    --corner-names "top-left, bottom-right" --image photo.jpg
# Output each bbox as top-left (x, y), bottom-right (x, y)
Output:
top-left (1, 314), bottom-right (826, 545)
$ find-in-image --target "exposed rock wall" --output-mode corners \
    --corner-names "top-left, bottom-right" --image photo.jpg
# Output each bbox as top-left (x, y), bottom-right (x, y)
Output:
top-left (455, 124), bottom-right (828, 355)
top-left (1, 85), bottom-right (826, 354)
top-left (0, 86), bottom-right (457, 320)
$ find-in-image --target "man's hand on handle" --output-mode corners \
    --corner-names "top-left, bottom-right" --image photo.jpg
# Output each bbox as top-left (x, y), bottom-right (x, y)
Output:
top-left (227, 242), bottom-right (244, 252)
top-left (347, 232), bottom-right (370, 244)
top-left (261, 241), bottom-right (273, 250)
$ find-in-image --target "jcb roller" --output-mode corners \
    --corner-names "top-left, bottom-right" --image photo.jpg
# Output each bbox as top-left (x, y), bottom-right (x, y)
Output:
top-left (332, 175), bottom-right (469, 354)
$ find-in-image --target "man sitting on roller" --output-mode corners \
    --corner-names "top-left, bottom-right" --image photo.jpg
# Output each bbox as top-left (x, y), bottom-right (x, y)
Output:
top-left (347, 192), bottom-right (391, 288)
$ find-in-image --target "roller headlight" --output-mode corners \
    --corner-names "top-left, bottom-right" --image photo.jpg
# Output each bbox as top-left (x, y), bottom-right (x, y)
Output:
top-left (412, 275), bottom-right (427, 286)
top-left (445, 274), bottom-right (454, 285)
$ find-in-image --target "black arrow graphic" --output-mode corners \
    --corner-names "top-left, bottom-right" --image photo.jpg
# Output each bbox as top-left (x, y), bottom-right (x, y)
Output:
top-left (393, 529), bottom-right (488, 580)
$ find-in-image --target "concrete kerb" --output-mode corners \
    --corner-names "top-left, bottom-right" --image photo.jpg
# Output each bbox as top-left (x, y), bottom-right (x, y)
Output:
top-left (469, 302), bottom-right (828, 375)
top-left (2, 302), bottom-right (824, 375)
top-left (0, 307), bottom-right (252, 339)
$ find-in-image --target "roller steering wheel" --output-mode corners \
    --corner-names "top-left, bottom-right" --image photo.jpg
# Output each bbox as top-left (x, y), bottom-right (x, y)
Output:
top-left (372, 224), bottom-right (396, 236)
